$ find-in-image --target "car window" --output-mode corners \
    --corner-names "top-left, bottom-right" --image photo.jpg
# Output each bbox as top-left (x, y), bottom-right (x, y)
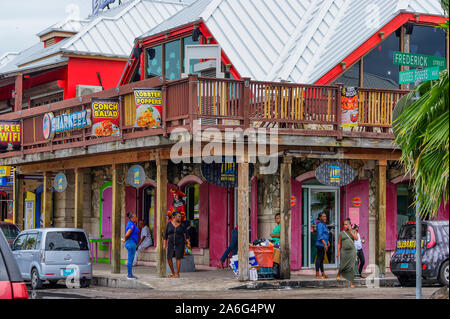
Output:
top-left (35, 232), bottom-right (42, 250)
top-left (23, 233), bottom-right (38, 250)
top-left (398, 224), bottom-right (427, 240)
top-left (13, 234), bottom-right (28, 251)
top-left (0, 225), bottom-right (8, 238)
top-left (8, 225), bottom-right (20, 239)
top-left (45, 231), bottom-right (88, 251)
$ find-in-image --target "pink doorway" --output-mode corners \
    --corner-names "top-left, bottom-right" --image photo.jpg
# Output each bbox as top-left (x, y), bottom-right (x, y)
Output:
top-left (101, 185), bottom-right (112, 238)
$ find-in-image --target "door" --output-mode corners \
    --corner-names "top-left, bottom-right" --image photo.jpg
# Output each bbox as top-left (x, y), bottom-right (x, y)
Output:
top-left (101, 187), bottom-right (112, 238)
top-left (24, 192), bottom-right (36, 230)
top-left (21, 232), bottom-right (39, 280)
top-left (307, 188), bottom-right (339, 268)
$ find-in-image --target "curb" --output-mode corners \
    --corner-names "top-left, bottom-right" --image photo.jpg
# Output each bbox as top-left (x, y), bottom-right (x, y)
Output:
top-left (92, 276), bottom-right (153, 289)
top-left (230, 278), bottom-right (399, 290)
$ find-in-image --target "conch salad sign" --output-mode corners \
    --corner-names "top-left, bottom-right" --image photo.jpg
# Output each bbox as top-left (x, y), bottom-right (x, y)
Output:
top-left (133, 88), bottom-right (162, 128)
top-left (341, 87), bottom-right (359, 127)
top-left (0, 121), bottom-right (21, 151)
top-left (91, 98), bottom-right (120, 137)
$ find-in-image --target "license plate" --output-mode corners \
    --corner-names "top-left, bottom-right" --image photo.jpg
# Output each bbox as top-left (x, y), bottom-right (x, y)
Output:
top-left (400, 263), bottom-right (409, 269)
top-left (61, 268), bottom-right (74, 276)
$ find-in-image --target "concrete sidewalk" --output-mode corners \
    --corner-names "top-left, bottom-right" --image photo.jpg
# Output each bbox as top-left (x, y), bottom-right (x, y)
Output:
top-left (92, 263), bottom-right (399, 290)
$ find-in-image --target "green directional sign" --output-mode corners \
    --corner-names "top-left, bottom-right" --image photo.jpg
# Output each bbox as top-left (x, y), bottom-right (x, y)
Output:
top-left (394, 51), bottom-right (446, 70)
top-left (399, 66), bottom-right (440, 84)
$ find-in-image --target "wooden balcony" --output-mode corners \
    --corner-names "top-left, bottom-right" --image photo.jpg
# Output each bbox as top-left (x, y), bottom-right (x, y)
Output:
top-left (0, 75), bottom-right (408, 160)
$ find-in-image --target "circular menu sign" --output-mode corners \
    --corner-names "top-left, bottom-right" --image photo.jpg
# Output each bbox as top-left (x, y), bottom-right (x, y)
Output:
top-left (54, 172), bottom-right (67, 192)
top-left (315, 161), bottom-right (356, 187)
top-left (126, 165), bottom-right (146, 188)
top-left (43, 112), bottom-right (55, 140)
top-left (352, 197), bottom-right (362, 207)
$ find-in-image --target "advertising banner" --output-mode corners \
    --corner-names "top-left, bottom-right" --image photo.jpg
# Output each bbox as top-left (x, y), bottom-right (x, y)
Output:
top-left (43, 111), bottom-right (91, 140)
top-left (341, 87), bottom-right (359, 127)
top-left (0, 121), bottom-right (21, 151)
top-left (91, 98), bottom-right (120, 137)
top-left (133, 88), bottom-right (162, 128)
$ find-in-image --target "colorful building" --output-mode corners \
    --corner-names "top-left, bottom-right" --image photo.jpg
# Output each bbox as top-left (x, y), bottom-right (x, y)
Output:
top-left (0, 0), bottom-right (448, 279)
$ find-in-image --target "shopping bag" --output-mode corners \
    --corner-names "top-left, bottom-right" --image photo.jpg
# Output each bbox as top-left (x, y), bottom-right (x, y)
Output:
top-left (230, 255), bottom-right (239, 275)
top-left (249, 250), bottom-right (258, 267)
top-left (249, 268), bottom-right (258, 281)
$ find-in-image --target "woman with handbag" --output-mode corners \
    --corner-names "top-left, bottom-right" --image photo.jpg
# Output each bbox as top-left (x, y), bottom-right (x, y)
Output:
top-left (164, 211), bottom-right (190, 278)
top-left (337, 219), bottom-right (358, 288)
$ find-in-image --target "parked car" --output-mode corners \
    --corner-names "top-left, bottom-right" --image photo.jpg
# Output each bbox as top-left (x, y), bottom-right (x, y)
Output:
top-left (390, 220), bottom-right (449, 286)
top-left (11, 228), bottom-right (92, 289)
top-left (0, 230), bottom-right (28, 299)
top-left (0, 221), bottom-right (20, 244)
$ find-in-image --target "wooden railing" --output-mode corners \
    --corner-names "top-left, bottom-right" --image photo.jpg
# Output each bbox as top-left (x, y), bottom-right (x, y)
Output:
top-left (0, 75), bottom-right (409, 159)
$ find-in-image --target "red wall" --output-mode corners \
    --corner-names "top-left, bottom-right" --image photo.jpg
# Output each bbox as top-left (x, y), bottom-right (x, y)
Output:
top-left (65, 57), bottom-right (126, 99)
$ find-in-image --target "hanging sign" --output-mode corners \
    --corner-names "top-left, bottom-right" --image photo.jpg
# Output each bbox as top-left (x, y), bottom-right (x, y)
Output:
top-left (126, 165), bottom-right (146, 189)
top-left (133, 88), bottom-right (162, 128)
top-left (43, 110), bottom-right (91, 140)
top-left (0, 166), bottom-right (11, 177)
top-left (54, 172), bottom-right (68, 193)
top-left (393, 51), bottom-right (446, 70)
top-left (341, 87), bottom-right (359, 127)
top-left (91, 98), bottom-right (120, 137)
top-left (315, 161), bottom-right (355, 187)
top-left (291, 196), bottom-right (296, 207)
top-left (0, 121), bottom-right (21, 151)
top-left (201, 158), bottom-right (253, 188)
top-left (352, 197), bottom-right (362, 207)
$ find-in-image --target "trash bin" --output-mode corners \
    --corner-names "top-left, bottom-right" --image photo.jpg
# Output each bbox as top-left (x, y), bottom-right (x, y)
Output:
top-left (250, 245), bottom-right (274, 280)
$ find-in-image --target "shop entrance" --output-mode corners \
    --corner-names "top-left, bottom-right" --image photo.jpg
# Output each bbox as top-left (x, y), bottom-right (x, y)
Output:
top-left (303, 185), bottom-right (339, 269)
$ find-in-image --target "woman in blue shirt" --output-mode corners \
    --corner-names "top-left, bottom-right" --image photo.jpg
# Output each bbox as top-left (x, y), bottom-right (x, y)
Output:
top-left (315, 212), bottom-right (330, 279)
top-left (123, 212), bottom-right (139, 279)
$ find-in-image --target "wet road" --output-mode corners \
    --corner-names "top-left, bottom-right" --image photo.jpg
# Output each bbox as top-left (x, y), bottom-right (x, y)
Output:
top-left (27, 283), bottom-right (442, 299)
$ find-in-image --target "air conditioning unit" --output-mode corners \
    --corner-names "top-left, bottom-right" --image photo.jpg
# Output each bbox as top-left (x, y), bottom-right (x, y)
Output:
top-left (76, 85), bottom-right (102, 97)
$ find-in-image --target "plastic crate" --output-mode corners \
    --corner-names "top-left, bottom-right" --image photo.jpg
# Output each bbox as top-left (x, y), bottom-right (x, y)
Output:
top-left (257, 267), bottom-right (274, 280)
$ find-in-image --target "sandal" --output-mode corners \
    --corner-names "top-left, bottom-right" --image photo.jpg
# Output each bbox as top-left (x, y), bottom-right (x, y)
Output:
top-left (315, 275), bottom-right (321, 279)
top-left (168, 273), bottom-right (175, 278)
top-left (321, 275), bottom-right (328, 279)
top-left (174, 273), bottom-right (180, 278)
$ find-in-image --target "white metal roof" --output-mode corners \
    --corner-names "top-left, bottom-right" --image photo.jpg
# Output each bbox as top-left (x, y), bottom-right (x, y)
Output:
top-left (140, 0), bottom-right (445, 83)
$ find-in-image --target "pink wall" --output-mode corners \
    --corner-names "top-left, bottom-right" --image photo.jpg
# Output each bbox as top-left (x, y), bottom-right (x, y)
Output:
top-left (290, 179), bottom-right (302, 270)
top-left (386, 182), bottom-right (397, 250)
top-left (436, 200), bottom-right (449, 220)
top-left (208, 184), bottom-right (229, 267)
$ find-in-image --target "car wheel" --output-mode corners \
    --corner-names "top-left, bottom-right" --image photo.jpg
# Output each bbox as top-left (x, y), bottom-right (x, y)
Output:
top-left (438, 260), bottom-right (449, 287)
top-left (397, 276), bottom-right (414, 287)
top-left (80, 279), bottom-right (91, 288)
top-left (31, 268), bottom-right (43, 290)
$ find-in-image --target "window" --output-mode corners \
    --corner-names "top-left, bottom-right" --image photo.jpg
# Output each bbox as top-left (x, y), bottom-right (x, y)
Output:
top-left (410, 25), bottom-right (446, 58)
top-left (13, 234), bottom-right (28, 251)
top-left (45, 231), bottom-right (88, 251)
top-left (183, 35), bottom-right (201, 75)
top-left (333, 61), bottom-right (360, 87)
top-left (130, 64), bottom-right (141, 83)
top-left (397, 183), bottom-right (416, 232)
top-left (23, 233), bottom-right (37, 250)
top-left (362, 31), bottom-right (401, 89)
top-left (185, 183), bottom-right (199, 247)
top-left (165, 40), bottom-right (181, 80)
top-left (398, 224), bottom-right (427, 240)
top-left (142, 186), bottom-right (155, 245)
top-left (146, 45), bottom-right (162, 78)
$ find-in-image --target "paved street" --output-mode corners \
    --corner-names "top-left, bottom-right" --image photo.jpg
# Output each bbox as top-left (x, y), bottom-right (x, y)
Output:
top-left (27, 283), bottom-right (440, 299)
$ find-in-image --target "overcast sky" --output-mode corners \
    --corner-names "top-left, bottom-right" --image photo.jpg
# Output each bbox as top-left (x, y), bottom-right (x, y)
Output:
top-left (0, 0), bottom-right (94, 56)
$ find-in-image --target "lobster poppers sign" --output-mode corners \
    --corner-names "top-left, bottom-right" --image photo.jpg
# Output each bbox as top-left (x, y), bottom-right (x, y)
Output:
top-left (341, 87), bottom-right (359, 127)
top-left (91, 98), bottom-right (120, 137)
top-left (133, 88), bottom-right (162, 128)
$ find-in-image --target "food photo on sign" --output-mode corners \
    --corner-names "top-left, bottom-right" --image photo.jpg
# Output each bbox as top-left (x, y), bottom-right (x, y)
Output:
top-left (0, 121), bottom-right (21, 152)
top-left (91, 98), bottom-right (120, 137)
top-left (134, 88), bottom-right (162, 128)
top-left (341, 87), bottom-right (359, 127)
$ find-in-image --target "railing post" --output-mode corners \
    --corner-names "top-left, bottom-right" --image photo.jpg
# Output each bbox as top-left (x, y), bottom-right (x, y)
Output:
top-left (119, 96), bottom-right (125, 144)
top-left (162, 79), bottom-right (168, 137)
top-left (188, 74), bottom-right (199, 134)
top-left (335, 83), bottom-right (344, 140)
top-left (242, 77), bottom-right (251, 129)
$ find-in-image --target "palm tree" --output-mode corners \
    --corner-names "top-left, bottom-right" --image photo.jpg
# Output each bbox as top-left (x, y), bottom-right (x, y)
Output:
top-left (393, 7), bottom-right (449, 219)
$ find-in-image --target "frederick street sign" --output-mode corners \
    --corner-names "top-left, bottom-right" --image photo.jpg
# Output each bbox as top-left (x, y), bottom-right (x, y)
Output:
top-left (394, 51), bottom-right (446, 70)
top-left (399, 66), bottom-right (440, 84)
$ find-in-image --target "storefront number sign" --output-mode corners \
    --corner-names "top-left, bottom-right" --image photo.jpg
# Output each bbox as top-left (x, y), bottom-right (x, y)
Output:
top-left (315, 161), bottom-right (355, 187)
top-left (54, 172), bottom-right (68, 193)
top-left (134, 88), bottom-right (162, 128)
top-left (0, 121), bottom-right (21, 151)
top-left (91, 98), bottom-right (120, 137)
top-left (43, 111), bottom-right (91, 140)
top-left (201, 159), bottom-right (253, 188)
top-left (341, 87), bottom-right (358, 127)
top-left (126, 165), bottom-right (146, 188)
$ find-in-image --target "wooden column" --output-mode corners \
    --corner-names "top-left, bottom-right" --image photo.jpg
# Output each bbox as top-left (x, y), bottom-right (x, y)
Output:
top-left (14, 73), bottom-right (23, 112)
top-left (280, 156), bottom-right (292, 279)
top-left (376, 160), bottom-right (387, 275)
top-left (14, 174), bottom-right (25, 230)
top-left (238, 160), bottom-right (250, 281)
top-left (42, 172), bottom-right (52, 228)
top-left (111, 164), bottom-right (123, 273)
top-left (74, 168), bottom-right (84, 229)
top-left (156, 158), bottom-right (168, 277)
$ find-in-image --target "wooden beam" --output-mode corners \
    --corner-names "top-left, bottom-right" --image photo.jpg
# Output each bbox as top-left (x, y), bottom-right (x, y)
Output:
top-left (156, 157), bottom-right (168, 277)
top-left (74, 168), bottom-right (84, 229)
top-left (280, 156), bottom-right (292, 279)
top-left (42, 172), bottom-right (52, 228)
top-left (376, 160), bottom-right (387, 275)
top-left (111, 164), bottom-right (122, 274)
top-left (14, 175), bottom-right (25, 230)
top-left (238, 160), bottom-right (250, 282)
top-left (14, 73), bottom-right (23, 112)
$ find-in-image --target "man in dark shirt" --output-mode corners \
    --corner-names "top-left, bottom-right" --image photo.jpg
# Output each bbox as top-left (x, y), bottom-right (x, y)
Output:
top-left (218, 227), bottom-right (238, 268)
